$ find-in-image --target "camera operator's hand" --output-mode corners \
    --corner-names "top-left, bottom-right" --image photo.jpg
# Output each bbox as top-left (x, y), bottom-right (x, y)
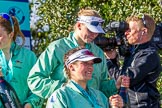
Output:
top-left (104, 49), bottom-right (118, 59)
top-left (116, 75), bottom-right (130, 89)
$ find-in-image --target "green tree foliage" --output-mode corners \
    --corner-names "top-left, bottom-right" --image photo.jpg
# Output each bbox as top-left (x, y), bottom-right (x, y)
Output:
top-left (31, 0), bottom-right (162, 55)
top-left (31, 0), bottom-right (162, 102)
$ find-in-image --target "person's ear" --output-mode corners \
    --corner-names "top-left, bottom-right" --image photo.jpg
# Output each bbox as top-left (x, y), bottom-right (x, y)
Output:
top-left (71, 68), bottom-right (75, 71)
top-left (9, 34), bottom-right (11, 38)
top-left (68, 64), bottom-right (75, 71)
top-left (9, 32), bottom-right (14, 38)
top-left (76, 22), bottom-right (82, 30)
top-left (142, 28), bottom-right (147, 35)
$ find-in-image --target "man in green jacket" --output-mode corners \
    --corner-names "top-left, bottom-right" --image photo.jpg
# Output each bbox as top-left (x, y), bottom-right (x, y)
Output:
top-left (28, 8), bottom-right (123, 99)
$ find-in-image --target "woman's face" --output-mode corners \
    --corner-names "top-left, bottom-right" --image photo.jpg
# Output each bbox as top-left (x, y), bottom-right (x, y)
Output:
top-left (70, 60), bottom-right (94, 83)
top-left (0, 25), bottom-right (12, 49)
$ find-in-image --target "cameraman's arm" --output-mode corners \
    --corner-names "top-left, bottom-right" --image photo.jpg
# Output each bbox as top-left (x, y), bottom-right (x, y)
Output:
top-left (104, 49), bottom-right (121, 80)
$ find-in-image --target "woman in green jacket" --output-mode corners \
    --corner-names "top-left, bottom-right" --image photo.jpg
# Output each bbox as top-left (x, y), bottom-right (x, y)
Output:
top-left (46, 47), bottom-right (124, 108)
top-left (0, 13), bottom-right (44, 108)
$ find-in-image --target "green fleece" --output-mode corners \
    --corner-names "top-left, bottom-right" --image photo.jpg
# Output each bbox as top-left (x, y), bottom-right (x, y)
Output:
top-left (0, 42), bottom-right (44, 108)
top-left (46, 81), bottom-right (109, 108)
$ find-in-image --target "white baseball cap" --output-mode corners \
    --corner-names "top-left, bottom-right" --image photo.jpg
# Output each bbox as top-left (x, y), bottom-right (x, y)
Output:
top-left (65, 49), bottom-right (102, 67)
top-left (77, 16), bottom-right (105, 34)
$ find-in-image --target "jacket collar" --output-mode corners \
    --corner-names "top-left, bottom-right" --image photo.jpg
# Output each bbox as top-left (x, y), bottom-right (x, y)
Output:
top-left (67, 32), bottom-right (92, 49)
top-left (10, 42), bottom-right (21, 56)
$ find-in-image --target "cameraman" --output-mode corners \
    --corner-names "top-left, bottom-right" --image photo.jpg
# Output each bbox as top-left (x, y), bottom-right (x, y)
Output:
top-left (105, 14), bottom-right (162, 108)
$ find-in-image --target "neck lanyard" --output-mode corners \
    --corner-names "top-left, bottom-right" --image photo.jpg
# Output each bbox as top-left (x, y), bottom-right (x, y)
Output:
top-left (0, 43), bottom-right (15, 82)
top-left (0, 50), bottom-right (13, 82)
top-left (71, 81), bottom-right (101, 108)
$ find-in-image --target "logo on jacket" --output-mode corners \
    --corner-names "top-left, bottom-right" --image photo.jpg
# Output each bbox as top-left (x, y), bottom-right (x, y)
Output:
top-left (50, 93), bottom-right (57, 103)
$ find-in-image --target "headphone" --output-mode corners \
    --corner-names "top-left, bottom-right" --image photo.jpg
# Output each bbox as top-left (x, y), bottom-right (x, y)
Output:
top-left (142, 31), bottom-right (145, 35)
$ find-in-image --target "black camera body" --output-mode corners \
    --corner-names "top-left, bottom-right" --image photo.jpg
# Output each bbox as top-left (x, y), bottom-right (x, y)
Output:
top-left (94, 21), bottom-right (162, 57)
top-left (94, 21), bottom-right (131, 57)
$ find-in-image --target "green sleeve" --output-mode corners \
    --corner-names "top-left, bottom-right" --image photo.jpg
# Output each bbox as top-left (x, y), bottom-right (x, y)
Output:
top-left (27, 41), bottom-right (66, 99)
top-left (100, 79), bottom-right (118, 98)
top-left (24, 92), bottom-right (44, 108)
top-left (24, 50), bottom-right (45, 108)
top-left (95, 46), bottom-right (118, 98)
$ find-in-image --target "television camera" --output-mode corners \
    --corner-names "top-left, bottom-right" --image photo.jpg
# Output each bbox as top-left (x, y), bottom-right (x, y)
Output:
top-left (94, 21), bottom-right (162, 57)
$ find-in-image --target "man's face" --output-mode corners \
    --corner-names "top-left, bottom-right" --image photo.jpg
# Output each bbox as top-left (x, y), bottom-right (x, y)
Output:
top-left (125, 21), bottom-right (142, 45)
top-left (78, 23), bottom-right (99, 43)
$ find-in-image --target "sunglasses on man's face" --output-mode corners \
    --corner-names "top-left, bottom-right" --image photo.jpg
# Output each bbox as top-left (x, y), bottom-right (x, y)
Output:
top-left (137, 14), bottom-right (147, 28)
top-left (0, 13), bottom-right (14, 28)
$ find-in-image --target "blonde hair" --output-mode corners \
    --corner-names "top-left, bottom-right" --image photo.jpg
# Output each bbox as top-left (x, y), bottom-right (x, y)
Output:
top-left (77, 7), bottom-right (101, 17)
top-left (126, 14), bottom-right (155, 39)
top-left (74, 8), bottom-right (101, 30)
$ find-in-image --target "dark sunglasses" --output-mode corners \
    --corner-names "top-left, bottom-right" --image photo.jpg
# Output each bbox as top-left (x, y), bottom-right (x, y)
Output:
top-left (89, 21), bottom-right (102, 26)
top-left (137, 14), bottom-right (147, 28)
top-left (0, 13), bottom-right (14, 30)
top-left (77, 18), bottom-right (102, 26)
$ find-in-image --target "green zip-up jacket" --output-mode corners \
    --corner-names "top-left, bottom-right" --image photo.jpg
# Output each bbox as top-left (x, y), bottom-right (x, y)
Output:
top-left (0, 42), bottom-right (44, 108)
top-left (46, 81), bottom-right (109, 108)
top-left (28, 32), bottom-right (117, 99)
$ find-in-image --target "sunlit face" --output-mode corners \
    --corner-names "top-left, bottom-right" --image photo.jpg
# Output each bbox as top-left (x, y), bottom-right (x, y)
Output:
top-left (76, 23), bottom-right (99, 44)
top-left (0, 25), bottom-right (12, 49)
top-left (70, 60), bottom-right (94, 83)
top-left (125, 21), bottom-right (142, 45)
